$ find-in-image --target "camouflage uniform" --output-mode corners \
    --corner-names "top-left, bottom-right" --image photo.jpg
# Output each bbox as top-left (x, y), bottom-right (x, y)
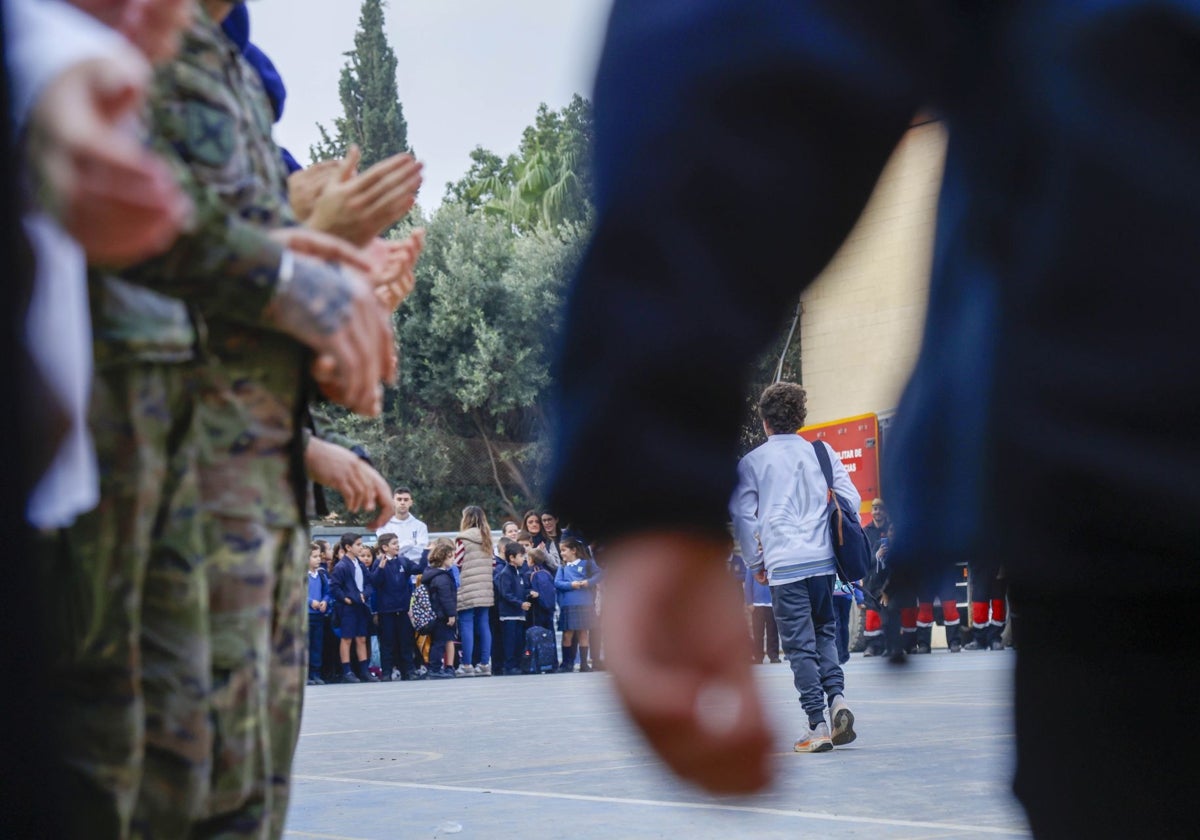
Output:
top-left (47, 286), bottom-right (207, 840)
top-left (52, 6), bottom-right (328, 837)
top-left (136, 10), bottom-right (318, 837)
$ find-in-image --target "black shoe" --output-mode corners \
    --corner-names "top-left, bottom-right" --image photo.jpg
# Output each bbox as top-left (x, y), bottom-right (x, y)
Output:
top-left (341, 672), bottom-right (360, 684)
top-left (580, 663), bottom-right (592, 673)
top-left (557, 664), bottom-right (573, 673)
top-left (990, 638), bottom-right (1005, 651)
top-left (427, 667), bottom-right (455, 679)
top-left (379, 673), bottom-right (393, 682)
top-left (963, 640), bottom-right (986, 650)
top-left (402, 671), bottom-right (424, 681)
top-left (361, 671), bottom-right (380, 683)
top-left (949, 640), bottom-right (962, 653)
top-left (915, 643), bottom-right (931, 654)
top-left (769, 658), bottom-right (782, 664)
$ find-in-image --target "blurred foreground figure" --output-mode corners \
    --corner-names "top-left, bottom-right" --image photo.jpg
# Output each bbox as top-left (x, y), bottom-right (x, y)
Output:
top-left (548, 2), bottom-right (1199, 834)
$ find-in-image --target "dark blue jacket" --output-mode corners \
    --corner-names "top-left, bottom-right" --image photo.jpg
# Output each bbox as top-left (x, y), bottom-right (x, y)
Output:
top-left (370, 553), bottom-right (421, 613)
top-left (422, 566), bottom-right (458, 620)
top-left (528, 566), bottom-right (556, 627)
top-left (494, 563), bottom-right (530, 620)
top-left (546, 0), bottom-right (1200, 595)
top-left (307, 568), bottom-right (330, 616)
top-left (329, 556), bottom-right (367, 607)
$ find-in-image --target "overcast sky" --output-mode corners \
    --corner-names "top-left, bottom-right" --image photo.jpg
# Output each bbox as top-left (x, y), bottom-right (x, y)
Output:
top-left (250, 0), bottom-right (613, 209)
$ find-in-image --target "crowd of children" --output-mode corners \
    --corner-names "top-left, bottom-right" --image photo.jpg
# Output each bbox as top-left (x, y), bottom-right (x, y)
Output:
top-left (304, 507), bottom-right (605, 684)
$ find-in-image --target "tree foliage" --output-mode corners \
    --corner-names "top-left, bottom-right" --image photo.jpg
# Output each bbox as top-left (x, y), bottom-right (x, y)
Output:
top-left (311, 0), bottom-right (409, 166)
top-left (446, 95), bottom-right (594, 233)
top-left (324, 205), bottom-right (587, 529)
top-left (306, 11), bottom-right (597, 528)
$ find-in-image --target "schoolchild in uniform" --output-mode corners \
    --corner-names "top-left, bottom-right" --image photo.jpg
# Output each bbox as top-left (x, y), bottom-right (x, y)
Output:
top-left (554, 537), bottom-right (603, 672)
top-left (329, 533), bottom-right (378, 683)
top-left (306, 543), bottom-right (330, 686)
top-left (527, 548), bottom-right (557, 631)
top-left (495, 542), bottom-right (533, 674)
top-left (422, 539), bottom-right (459, 678)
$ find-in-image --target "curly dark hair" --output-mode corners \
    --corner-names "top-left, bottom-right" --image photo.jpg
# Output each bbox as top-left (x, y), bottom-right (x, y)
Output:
top-left (758, 382), bottom-right (808, 434)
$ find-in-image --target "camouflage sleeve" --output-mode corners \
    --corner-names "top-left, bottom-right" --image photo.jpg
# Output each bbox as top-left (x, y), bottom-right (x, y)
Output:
top-left (120, 175), bottom-right (286, 323)
top-left (309, 408), bottom-right (372, 464)
top-left (119, 35), bottom-right (294, 324)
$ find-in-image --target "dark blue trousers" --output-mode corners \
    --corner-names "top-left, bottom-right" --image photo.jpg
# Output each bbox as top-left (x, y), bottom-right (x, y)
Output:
top-left (832, 594), bottom-right (852, 664)
top-left (377, 610), bottom-right (416, 677)
top-left (500, 619), bottom-right (525, 672)
top-left (771, 574), bottom-right (845, 727)
top-left (308, 614), bottom-right (325, 672)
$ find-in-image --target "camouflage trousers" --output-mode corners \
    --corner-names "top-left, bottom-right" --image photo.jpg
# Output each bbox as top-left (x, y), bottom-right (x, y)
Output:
top-left (192, 519), bottom-right (307, 840)
top-left (47, 362), bottom-right (210, 840)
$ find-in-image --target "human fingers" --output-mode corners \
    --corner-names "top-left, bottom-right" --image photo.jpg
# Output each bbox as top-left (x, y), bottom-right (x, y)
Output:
top-left (376, 305), bottom-right (397, 386)
top-left (602, 533), bottom-right (774, 793)
top-left (363, 466), bottom-right (393, 529)
top-left (345, 281), bottom-right (384, 413)
top-left (70, 157), bottom-right (186, 264)
top-left (342, 459), bottom-right (370, 511)
top-left (122, 0), bottom-right (193, 63)
top-left (353, 152), bottom-right (416, 191)
top-left (269, 228), bottom-right (374, 275)
top-left (358, 164), bottom-right (423, 222)
top-left (338, 145), bottom-right (362, 182)
top-left (324, 327), bottom-right (374, 415)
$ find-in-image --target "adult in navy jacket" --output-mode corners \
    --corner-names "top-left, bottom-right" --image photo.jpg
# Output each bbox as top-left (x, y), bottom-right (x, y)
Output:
top-left (546, 1), bottom-right (1200, 833)
top-left (371, 532), bottom-right (422, 680)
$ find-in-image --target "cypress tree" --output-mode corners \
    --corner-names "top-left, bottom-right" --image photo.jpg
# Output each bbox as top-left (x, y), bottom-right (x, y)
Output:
top-left (312, 0), bottom-right (410, 166)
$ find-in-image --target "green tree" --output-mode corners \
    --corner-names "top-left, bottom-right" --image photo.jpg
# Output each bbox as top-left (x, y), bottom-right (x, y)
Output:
top-left (318, 99), bottom-right (593, 528)
top-left (448, 95), bottom-right (594, 232)
top-left (311, 0), bottom-right (409, 167)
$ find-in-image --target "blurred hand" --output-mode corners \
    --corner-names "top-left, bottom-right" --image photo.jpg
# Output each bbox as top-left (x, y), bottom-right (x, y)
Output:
top-left (307, 145), bottom-right (423, 246)
top-left (754, 569), bottom-right (768, 585)
top-left (269, 227), bottom-right (374, 275)
top-left (601, 530), bottom-right (773, 794)
top-left (367, 228), bottom-right (425, 312)
top-left (29, 52), bottom-right (189, 266)
top-left (68, 1), bottom-right (191, 63)
top-left (287, 159), bottom-right (341, 222)
top-left (304, 437), bottom-right (392, 529)
top-left (265, 255), bottom-right (395, 416)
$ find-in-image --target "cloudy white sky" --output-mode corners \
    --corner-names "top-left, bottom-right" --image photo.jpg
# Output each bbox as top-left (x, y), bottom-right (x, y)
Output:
top-left (250, 0), bottom-right (613, 209)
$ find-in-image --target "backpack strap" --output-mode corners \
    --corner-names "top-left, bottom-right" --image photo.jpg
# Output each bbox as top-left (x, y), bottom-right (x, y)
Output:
top-left (810, 439), bottom-right (835, 495)
top-left (810, 439), bottom-right (844, 546)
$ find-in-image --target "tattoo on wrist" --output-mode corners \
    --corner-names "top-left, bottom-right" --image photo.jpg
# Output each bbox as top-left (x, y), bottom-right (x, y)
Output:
top-left (278, 256), bottom-right (354, 335)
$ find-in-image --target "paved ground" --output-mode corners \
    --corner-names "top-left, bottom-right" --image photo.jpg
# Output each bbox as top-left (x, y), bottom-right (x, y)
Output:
top-left (284, 650), bottom-right (1030, 839)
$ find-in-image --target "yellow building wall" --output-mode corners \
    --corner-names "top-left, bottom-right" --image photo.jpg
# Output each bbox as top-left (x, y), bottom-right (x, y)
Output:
top-left (799, 121), bottom-right (947, 425)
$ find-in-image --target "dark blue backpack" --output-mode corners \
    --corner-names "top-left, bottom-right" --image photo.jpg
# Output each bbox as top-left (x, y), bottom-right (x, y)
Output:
top-left (521, 626), bottom-right (558, 674)
top-left (810, 440), bottom-right (871, 583)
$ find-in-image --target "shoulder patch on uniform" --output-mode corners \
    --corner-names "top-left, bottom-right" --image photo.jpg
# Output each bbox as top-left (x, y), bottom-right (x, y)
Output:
top-left (184, 101), bottom-right (236, 166)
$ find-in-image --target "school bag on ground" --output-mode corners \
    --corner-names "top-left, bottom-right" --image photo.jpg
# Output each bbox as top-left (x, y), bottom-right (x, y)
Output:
top-left (410, 582), bottom-right (437, 635)
top-left (520, 626), bottom-right (558, 674)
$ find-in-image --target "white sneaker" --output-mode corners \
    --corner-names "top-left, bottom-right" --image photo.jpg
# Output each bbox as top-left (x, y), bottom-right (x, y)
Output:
top-left (829, 695), bottom-right (856, 746)
top-left (455, 664), bottom-right (475, 677)
top-left (794, 721), bottom-right (833, 753)
top-left (391, 668), bottom-right (402, 681)
top-left (476, 662), bottom-right (492, 677)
